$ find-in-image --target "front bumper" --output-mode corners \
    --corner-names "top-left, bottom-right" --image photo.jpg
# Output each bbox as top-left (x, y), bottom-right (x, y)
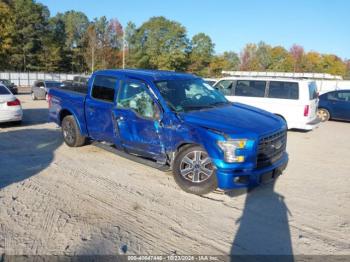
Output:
top-left (215, 153), bottom-right (289, 190)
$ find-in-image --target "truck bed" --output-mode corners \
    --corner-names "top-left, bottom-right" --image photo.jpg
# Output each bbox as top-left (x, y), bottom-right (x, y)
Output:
top-left (49, 85), bottom-right (89, 136)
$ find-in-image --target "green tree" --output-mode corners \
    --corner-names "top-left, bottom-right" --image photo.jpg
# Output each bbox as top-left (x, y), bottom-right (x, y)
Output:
top-left (188, 33), bottom-right (214, 76)
top-left (268, 46), bottom-right (294, 72)
top-left (9, 0), bottom-right (50, 71)
top-left (256, 41), bottom-right (272, 70)
top-left (321, 54), bottom-right (346, 76)
top-left (128, 16), bottom-right (190, 71)
top-left (240, 43), bottom-right (260, 71)
top-left (0, 1), bottom-right (13, 70)
top-left (124, 21), bottom-right (136, 67)
top-left (345, 60), bottom-right (350, 79)
top-left (209, 51), bottom-right (240, 77)
top-left (84, 17), bottom-right (124, 72)
top-left (60, 11), bottom-right (89, 72)
top-left (302, 51), bottom-right (323, 72)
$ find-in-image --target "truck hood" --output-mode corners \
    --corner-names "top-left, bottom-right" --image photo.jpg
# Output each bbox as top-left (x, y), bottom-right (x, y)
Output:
top-left (179, 103), bottom-right (284, 137)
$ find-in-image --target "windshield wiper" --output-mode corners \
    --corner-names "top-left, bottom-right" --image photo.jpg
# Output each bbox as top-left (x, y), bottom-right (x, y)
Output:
top-left (182, 105), bottom-right (214, 111)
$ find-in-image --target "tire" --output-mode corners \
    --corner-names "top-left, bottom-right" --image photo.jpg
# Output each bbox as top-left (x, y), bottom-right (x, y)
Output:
top-left (31, 92), bottom-right (37, 100)
top-left (317, 108), bottom-right (330, 122)
top-left (61, 115), bottom-right (86, 147)
top-left (173, 145), bottom-right (218, 195)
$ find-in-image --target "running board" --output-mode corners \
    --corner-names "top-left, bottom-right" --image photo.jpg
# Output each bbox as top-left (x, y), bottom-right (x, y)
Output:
top-left (92, 142), bottom-right (171, 172)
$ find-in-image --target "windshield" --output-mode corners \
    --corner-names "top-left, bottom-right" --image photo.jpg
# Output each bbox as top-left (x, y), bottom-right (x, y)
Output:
top-left (0, 85), bottom-right (11, 95)
top-left (155, 78), bottom-right (229, 112)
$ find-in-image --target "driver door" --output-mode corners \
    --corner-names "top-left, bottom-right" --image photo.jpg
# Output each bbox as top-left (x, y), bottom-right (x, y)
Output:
top-left (113, 80), bottom-right (166, 162)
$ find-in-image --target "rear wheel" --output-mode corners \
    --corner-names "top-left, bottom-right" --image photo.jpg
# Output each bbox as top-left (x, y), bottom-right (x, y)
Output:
top-left (317, 108), bottom-right (330, 122)
top-left (62, 115), bottom-right (86, 147)
top-left (173, 145), bottom-right (217, 195)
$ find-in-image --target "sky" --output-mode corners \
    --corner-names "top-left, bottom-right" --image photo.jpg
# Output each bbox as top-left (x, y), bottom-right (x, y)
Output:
top-left (38, 0), bottom-right (350, 59)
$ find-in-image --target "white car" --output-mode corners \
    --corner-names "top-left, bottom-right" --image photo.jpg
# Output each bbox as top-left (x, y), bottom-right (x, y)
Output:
top-left (214, 77), bottom-right (320, 130)
top-left (0, 84), bottom-right (23, 124)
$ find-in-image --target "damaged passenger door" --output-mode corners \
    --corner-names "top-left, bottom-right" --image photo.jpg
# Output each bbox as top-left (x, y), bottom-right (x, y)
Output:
top-left (113, 80), bottom-right (166, 162)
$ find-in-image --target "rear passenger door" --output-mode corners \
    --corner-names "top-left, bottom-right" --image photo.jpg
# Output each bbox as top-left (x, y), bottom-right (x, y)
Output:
top-left (85, 75), bottom-right (118, 143)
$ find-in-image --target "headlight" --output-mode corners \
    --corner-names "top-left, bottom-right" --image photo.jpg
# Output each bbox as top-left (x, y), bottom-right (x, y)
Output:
top-left (217, 139), bottom-right (248, 163)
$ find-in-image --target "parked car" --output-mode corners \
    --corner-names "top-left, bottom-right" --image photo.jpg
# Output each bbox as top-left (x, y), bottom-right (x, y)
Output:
top-left (0, 84), bottom-right (22, 124)
top-left (318, 90), bottom-right (350, 122)
top-left (49, 69), bottom-right (288, 195)
top-left (0, 79), bottom-right (18, 94)
top-left (31, 80), bottom-right (62, 100)
top-left (203, 78), bottom-right (218, 86)
top-left (214, 77), bottom-right (320, 130)
top-left (72, 76), bottom-right (89, 87)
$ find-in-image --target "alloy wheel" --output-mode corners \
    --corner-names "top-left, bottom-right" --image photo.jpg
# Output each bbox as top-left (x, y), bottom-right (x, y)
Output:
top-left (180, 151), bottom-right (214, 183)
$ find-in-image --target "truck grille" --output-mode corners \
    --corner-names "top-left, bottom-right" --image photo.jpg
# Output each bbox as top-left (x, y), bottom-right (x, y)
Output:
top-left (257, 130), bottom-right (287, 168)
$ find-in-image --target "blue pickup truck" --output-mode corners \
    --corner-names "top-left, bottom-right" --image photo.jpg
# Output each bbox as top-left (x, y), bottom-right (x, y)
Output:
top-left (49, 69), bottom-right (288, 195)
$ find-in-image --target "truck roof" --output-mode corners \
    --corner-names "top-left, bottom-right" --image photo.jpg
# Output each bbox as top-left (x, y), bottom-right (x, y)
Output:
top-left (95, 69), bottom-right (198, 81)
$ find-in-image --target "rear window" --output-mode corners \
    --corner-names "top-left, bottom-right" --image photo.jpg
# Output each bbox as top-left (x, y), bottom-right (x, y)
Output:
top-left (46, 82), bottom-right (61, 88)
top-left (268, 81), bottom-right (299, 100)
top-left (91, 75), bottom-right (117, 102)
top-left (0, 85), bottom-right (10, 95)
top-left (235, 80), bottom-right (266, 97)
top-left (308, 82), bottom-right (318, 100)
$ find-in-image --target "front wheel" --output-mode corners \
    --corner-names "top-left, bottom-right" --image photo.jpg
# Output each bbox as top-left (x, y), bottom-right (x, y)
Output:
top-left (62, 115), bottom-right (86, 147)
top-left (31, 92), bottom-right (37, 100)
top-left (173, 145), bottom-right (217, 195)
top-left (317, 108), bottom-right (330, 122)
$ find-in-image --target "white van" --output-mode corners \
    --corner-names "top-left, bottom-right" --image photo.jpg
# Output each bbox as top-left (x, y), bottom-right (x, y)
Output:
top-left (214, 77), bottom-right (320, 130)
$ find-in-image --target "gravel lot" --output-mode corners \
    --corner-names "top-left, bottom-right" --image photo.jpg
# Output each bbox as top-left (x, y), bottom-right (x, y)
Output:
top-left (0, 94), bottom-right (349, 256)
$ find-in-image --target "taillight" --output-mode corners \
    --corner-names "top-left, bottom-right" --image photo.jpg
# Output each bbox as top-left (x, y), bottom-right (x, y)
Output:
top-left (48, 94), bottom-right (52, 108)
top-left (7, 99), bottom-right (21, 106)
top-left (304, 105), bottom-right (309, 117)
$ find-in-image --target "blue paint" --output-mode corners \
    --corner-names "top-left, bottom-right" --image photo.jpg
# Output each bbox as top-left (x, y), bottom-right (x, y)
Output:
top-left (319, 90), bottom-right (350, 121)
top-left (49, 69), bottom-right (288, 190)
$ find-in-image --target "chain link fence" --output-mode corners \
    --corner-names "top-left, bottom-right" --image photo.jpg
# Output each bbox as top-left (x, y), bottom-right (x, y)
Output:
top-left (0, 72), bottom-right (86, 87)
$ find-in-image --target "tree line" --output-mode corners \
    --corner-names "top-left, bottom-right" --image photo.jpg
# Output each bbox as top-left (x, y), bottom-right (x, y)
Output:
top-left (1, 0), bottom-right (349, 78)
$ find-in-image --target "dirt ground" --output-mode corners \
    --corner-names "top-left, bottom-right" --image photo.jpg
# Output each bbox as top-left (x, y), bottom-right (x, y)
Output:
top-left (0, 94), bottom-right (349, 256)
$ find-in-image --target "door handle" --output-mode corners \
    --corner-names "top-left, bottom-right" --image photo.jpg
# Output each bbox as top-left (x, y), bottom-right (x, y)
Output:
top-left (113, 115), bottom-right (124, 121)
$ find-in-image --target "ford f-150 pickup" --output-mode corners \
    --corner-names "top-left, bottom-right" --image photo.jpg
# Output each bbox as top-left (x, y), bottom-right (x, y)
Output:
top-left (49, 69), bottom-right (288, 195)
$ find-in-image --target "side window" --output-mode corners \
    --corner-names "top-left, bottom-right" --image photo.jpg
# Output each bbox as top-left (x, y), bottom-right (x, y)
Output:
top-left (91, 75), bottom-right (117, 103)
top-left (268, 81), bottom-right (299, 100)
top-left (337, 92), bottom-right (350, 102)
top-left (214, 80), bottom-right (234, 96)
top-left (235, 80), bottom-right (266, 97)
top-left (327, 92), bottom-right (339, 101)
top-left (117, 81), bottom-right (158, 119)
